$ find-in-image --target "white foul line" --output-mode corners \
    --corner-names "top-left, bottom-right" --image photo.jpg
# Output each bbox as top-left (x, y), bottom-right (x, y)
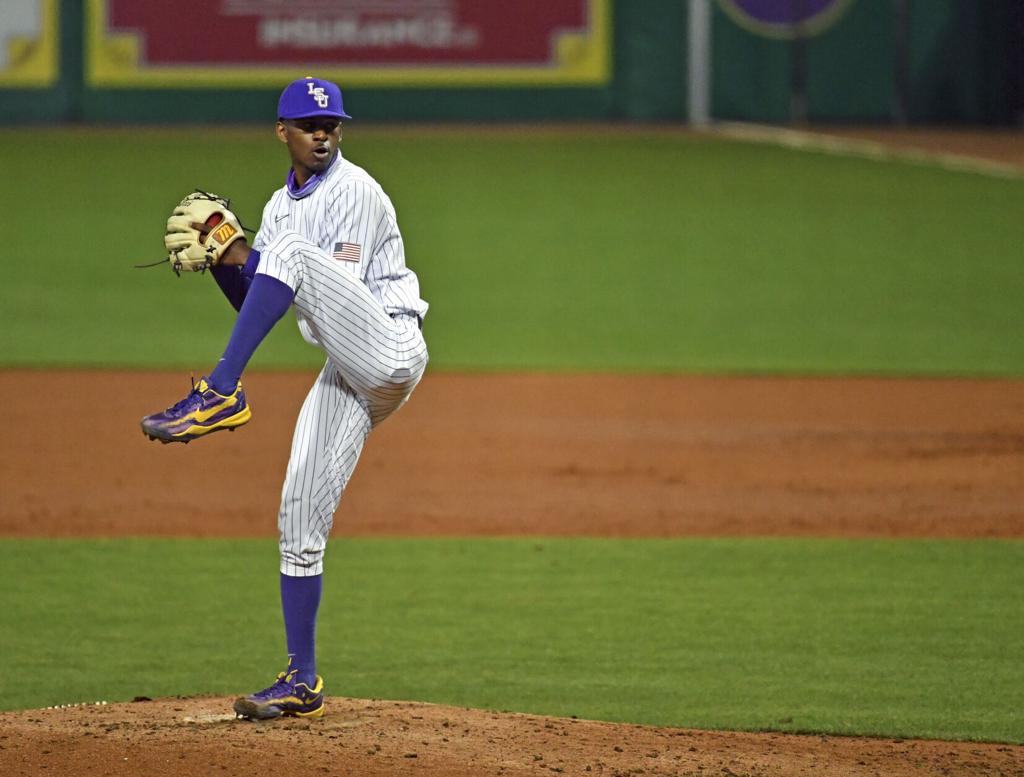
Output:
top-left (709, 122), bottom-right (1024, 181)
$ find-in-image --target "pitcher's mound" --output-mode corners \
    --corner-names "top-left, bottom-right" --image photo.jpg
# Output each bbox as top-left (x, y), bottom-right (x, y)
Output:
top-left (1, 696), bottom-right (1019, 777)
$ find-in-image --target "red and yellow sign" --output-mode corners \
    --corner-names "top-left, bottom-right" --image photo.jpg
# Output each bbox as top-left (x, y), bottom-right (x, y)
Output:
top-left (0, 0), bottom-right (59, 88)
top-left (86, 0), bottom-right (611, 88)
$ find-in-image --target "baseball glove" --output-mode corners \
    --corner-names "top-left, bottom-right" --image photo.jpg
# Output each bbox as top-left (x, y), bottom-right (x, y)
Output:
top-left (164, 190), bottom-right (246, 275)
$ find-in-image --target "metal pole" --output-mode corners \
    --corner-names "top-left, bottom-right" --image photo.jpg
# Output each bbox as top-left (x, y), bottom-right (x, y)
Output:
top-left (688, 0), bottom-right (712, 125)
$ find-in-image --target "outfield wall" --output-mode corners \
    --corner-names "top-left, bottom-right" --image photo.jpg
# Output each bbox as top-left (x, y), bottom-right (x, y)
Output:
top-left (0, 0), bottom-right (1019, 125)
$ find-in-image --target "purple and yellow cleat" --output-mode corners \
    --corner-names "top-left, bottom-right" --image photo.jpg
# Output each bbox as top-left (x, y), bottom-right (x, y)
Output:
top-left (233, 666), bottom-right (325, 720)
top-left (141, 377), bottom-right (251, 444)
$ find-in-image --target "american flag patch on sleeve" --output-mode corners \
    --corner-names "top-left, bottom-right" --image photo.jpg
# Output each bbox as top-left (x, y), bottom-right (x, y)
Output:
top-left (333, 242), bottom-right (361, 263)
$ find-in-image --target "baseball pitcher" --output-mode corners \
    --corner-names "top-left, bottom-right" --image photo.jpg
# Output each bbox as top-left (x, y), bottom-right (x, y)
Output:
top-left (141, 77), bottom-right (429, 719)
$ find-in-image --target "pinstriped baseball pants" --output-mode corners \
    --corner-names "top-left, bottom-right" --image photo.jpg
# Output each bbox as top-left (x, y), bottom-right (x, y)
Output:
top-left (258, 230), bottom-right (428, 576)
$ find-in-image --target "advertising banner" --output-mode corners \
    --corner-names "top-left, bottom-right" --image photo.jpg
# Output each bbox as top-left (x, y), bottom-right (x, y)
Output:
top-left (0, 0), bottom-right (59, 88)
top-left (87, 0), bottom-right (611, 88)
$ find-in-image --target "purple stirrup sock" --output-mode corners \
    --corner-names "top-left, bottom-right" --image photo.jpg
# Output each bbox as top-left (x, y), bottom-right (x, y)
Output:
top-left (280, 573), bottom-right (322, 687)
top-left (209, 274), bottom-right (294, 395)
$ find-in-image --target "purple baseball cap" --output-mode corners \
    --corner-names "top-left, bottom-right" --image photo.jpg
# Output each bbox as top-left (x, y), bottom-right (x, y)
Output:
top-left (278, 76), bottom-right (352, 120)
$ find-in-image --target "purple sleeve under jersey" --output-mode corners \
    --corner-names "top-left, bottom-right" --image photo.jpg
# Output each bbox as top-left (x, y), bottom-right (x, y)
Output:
top-left (211, 250), bottom-right (262, 312)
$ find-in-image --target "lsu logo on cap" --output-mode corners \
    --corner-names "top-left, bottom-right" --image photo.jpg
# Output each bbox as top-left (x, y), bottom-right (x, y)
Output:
top-left (307, 82), bottom-right (329, 108)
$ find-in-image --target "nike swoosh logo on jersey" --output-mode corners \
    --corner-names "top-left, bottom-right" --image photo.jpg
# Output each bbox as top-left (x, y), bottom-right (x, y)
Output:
top-left (275, 214), bottom-right (288, 222)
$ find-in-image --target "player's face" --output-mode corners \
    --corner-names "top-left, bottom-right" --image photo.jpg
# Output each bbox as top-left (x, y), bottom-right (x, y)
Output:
top-left (277, 117), bottom-right (343, 184)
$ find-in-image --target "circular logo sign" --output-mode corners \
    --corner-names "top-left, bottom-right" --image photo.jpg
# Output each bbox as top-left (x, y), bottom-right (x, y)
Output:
top-left (717, 0), bottom-right (855, 39)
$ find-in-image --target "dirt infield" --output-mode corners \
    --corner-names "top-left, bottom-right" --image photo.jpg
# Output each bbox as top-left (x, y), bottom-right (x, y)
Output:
top-left (2, 372), bottom-right (1024, 540)
top-left (2, 369), bottom-right (1023, 776)
top-left (3, 371), bottom-right (1024, 539)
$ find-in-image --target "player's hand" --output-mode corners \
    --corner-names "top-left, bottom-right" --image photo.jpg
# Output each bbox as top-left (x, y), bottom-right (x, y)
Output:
top-left (164, 190), bottom-right (247, 275)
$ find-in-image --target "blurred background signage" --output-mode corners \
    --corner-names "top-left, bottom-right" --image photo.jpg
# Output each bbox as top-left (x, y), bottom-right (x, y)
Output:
top-left (87, 0), bottom-right (612, 87)
top-left (0, 0), bottom-right (58, 87)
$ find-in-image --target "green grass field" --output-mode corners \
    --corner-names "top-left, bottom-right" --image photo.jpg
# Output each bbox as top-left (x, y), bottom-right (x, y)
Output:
top-left (1, 128), bottom-right (1021, 743)
top-left (0, 127), bottom-right (1022, 375)
top-left (0, 538), bottom-right (1020, 743)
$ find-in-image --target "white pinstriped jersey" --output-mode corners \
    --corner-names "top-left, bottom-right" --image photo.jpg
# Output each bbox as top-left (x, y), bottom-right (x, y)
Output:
top-left (250, 148), bottom-right (429, 577)
top-left (252, 152), bottom-right (428, 346)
